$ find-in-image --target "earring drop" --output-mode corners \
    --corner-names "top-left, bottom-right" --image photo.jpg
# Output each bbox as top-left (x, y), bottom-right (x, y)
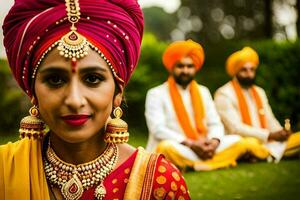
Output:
top-left (19, 105), bottom-right (46, 139)
top-left (104, 107), bottom-right (129, 144)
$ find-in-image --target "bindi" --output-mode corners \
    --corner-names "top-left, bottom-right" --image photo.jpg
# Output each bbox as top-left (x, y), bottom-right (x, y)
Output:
top-left (71, 57), bottom-right (77, 73)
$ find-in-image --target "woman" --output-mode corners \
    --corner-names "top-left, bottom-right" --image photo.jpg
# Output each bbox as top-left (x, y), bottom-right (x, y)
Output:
top-left (0, 0), bottom-right (191, 199)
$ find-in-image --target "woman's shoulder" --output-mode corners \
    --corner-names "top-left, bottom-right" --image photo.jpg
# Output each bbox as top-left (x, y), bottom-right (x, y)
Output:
top-left (113, 146), bottom-right (191, 199)
top-left (116, 143), bottom-right (136, 167)
top-left (0, 139), bottom-right (32, 178)
top-left (0, 138), bottom-right (42, 159)
top-left (0, 139), bottom-right (22, 155)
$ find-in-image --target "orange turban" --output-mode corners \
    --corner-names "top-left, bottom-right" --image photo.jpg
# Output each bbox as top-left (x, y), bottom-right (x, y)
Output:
top-left (162, 40), bottom-right (205, 71)
top-left (226, 47), bottom-right (259, 77)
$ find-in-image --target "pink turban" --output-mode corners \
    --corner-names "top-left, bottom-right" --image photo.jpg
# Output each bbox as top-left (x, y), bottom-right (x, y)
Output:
top-left (162, 40), bottom-right (205, 71)
top-left (3, 0), bottom-right (144, 97)
top-left (226, 47), bottom-right (259, 77)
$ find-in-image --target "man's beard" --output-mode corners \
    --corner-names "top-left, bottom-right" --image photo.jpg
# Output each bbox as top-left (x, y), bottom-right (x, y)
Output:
top-left (173, 73), bottom-right (194, 88)
top-left (236, 76), bottom-right (255, 88)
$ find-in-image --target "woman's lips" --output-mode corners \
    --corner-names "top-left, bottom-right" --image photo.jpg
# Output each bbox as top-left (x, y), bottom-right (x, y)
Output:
top-left (61, 115), bottom-right (90, 126)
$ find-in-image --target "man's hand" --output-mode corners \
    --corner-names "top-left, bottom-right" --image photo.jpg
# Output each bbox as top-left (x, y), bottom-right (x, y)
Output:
top-left (268, 129), bottom-right (291, 141)
top-left (189, 138), bottom-right (220, 160)
top-left (206, 138), bottom-right (220, 151)
top-left (181, 139), bottom-right (194, 148)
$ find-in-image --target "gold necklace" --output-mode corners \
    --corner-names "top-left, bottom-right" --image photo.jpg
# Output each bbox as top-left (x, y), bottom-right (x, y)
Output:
top-left (44, 142), bottom-right (118, 200)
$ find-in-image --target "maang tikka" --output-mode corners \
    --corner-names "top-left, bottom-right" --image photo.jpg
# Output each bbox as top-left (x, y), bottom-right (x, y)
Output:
top-left (57, 0), bottom-right (89, 61)
top-left (104, 107), bottom-right (129, 144)
top-left (32, 0), bottom-right (120, 81)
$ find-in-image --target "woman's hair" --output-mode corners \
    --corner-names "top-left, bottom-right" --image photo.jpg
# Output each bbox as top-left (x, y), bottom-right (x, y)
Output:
top-left (113, 79), bottom-right (128, 110)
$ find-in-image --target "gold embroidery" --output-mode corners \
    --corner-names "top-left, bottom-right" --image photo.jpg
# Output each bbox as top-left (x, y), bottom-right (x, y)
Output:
top-left (158, 165), bottom-right (166, 173)
top-left (124, 178), bottom-right (129, 183)
top-left (180, 185), bottom-right (187, 193)
top-left (124, 168), bottom-right (130, 174)
top-left (112, 179), bottom-right (118, 184)
top-left (153, 187), bottom-right (166, 200)
top-left (156, 175), bottom-right (167, 185)
top-left (171, 181), bottom-right (178, 191)
top-left (168, 191), bottom-right (175, 198)
top-left (172, 172), bottom-right (181, 181)
top-left (113, 188), bottom-right (119, 193)
top-left (178, 196), bottom-right (185, 200)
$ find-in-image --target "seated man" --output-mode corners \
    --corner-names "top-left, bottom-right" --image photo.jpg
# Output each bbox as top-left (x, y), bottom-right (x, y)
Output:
top-left (145, 40), bottom-right (267, 171)
top-left (214, 46), bottom-right (300, 162)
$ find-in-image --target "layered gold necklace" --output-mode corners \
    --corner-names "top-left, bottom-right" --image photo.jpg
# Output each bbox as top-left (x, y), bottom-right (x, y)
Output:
top-left (44, 142), bottom-right (119, 200)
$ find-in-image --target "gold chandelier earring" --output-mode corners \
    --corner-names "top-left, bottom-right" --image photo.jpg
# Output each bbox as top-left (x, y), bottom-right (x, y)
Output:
top-left (104, 107), bottom-right (129, 144)
top-left (19, 104), bottom-right (47, 139)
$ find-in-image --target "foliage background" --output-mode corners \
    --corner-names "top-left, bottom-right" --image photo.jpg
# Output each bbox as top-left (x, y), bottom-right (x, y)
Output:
top-left (1, 0), bottom-right (300, 138)
top-left (0, 59), bottom-right (28, 135)
top-left (0, 36), bottom-right (300, 136)
top-left (124, 36), bottom-right (300, 135)
top-left (0, 1), bottom-right (300, 199)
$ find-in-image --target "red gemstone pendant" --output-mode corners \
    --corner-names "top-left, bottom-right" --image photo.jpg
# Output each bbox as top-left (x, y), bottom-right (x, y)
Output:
top-left (69, 32), bottom-right (78, 41)
top-left (69, 182), bottom-right (79, 193)
top-left (61, 174), bottom-right (83, 200)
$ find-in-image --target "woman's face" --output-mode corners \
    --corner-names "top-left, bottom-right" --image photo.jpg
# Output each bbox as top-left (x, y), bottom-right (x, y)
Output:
top-left (35, 47), bottom-right (121, 143)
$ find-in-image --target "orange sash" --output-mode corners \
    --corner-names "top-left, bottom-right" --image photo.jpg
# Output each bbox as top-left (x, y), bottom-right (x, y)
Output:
top-left (168, 76), bottom-right (206, 140)
top-left (231, 79), bottom-right (266, 128)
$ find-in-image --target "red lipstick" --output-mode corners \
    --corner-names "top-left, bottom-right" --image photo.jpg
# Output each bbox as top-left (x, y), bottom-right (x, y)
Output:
top-left (61, 115), bottom-right (90, 126)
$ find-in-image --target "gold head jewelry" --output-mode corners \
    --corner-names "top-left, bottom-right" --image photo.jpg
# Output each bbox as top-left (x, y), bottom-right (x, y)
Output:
top-left (57, 0), bottom-right (89, 60)
top-left (32, 0), bottom-right (120, 82)
top-left (104, 107), bottom-right (130, 144)
top-left (19, 105), bottom-right (47, 139)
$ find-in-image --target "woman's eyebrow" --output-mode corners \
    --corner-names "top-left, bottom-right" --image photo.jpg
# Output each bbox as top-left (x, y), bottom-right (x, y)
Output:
top-left (79, 66), bottom-right (108, 74)
top-left (38, 67), bottom-right (69, 74)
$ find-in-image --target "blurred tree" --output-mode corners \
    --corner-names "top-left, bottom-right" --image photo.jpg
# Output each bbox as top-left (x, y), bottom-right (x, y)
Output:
top-left (296, 0), bottom-right (300, 34)
top-left (123, 32), bottom-right (300, 132)
top-left (178, 0), bottom-right (272, 44)
top-left (273, 0), bottom-right (297, 41)
top-left (253, 40), bottom-right (300, 130)
top-left (0, 59), bottom-right (28, 135)
top-left (124, 33), bottom-right (168, 131)
top-left (265, 0), bottom-right (273, 38)
top-left (143, 7), bottom-right (177, 41)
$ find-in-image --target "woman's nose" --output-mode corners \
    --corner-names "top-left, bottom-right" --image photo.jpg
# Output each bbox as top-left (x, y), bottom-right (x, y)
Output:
top-left (64, 80), bottom-right (86, 110)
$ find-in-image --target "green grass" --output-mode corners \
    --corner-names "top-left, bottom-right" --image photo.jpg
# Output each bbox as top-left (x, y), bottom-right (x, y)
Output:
top-left (1, 131), bottom-right (300, 200)
top-left (130, 131), bottom-right (300, 200)
top-left (184, 160), bottom-right (300, 200)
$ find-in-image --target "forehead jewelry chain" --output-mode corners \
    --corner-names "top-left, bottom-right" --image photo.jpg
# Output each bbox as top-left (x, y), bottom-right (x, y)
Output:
top-left (44, 141), bottom-right (119, 200)
top-left (57, 0), bottom-right (89, 61)
top-left (32, 0), bottom-right (121, 81)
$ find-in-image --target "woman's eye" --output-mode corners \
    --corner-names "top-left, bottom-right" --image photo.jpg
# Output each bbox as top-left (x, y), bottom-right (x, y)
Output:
top-left (84, 74), bottom-right (104, 85)
top-left (45, 75), bottom-right (65, 87)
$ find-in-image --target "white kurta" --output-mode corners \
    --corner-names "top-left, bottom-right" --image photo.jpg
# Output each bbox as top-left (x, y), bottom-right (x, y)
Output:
top-left (145, 81), bottom-right (241, 161)
top-left (214, 81), bottom-right (286, 161)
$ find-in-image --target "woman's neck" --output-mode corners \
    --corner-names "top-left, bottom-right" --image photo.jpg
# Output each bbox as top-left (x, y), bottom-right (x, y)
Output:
top-left (48, 132), bottom-right (107, 165)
